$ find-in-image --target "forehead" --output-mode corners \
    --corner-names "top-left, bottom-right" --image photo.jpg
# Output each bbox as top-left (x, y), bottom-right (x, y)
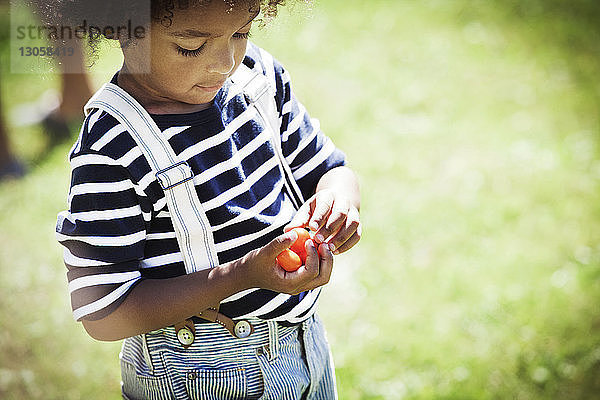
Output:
top-left (154, 0), bottom-right (260, 34)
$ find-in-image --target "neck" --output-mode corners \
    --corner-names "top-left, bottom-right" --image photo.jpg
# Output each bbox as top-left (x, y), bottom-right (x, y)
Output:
top-left (117, 67), bottom-right (212, 115)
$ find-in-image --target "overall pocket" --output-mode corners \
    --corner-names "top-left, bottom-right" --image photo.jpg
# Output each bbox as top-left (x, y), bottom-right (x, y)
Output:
top-left (159, 345), bottom-right (260, 400)
top-left (185, 367), bottom-right (248, 400)
top-left (121, 358), bottom-right (175, 400)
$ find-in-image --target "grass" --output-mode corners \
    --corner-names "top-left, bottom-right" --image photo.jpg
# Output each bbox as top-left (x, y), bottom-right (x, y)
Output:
top-left (1, 0), bottom-right (599, 398)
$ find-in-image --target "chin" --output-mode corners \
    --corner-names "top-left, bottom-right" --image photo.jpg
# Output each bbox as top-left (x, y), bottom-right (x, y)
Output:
top-left (186, 88), bottom-right (220, 104)
top-left (167, 94), bottom-right (215, 111)
top-left (187, 95), bottom-right (217, 106)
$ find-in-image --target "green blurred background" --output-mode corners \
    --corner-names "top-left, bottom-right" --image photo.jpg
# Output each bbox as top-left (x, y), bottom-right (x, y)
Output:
top-left (1, 0), bottom-right (599, 398)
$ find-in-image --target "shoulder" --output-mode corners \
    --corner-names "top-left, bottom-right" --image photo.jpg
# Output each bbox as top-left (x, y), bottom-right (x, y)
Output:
top-left (70, 109), bottom-right (135, 161)
top-left (243, 42), bottom-right (288, 83)
top-left (78, 110), bottom-right (118, 147)
top-left (66, 108), bottom-right (146, 183)
top-left (239, 42), bottom-right (292, 109)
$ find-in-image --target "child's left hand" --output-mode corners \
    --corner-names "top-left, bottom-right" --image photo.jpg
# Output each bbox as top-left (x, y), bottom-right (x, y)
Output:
top-left (284, 189), bottom-right (361, 255)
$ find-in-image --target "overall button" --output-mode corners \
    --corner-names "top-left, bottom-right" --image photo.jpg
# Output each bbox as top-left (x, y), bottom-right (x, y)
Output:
top-left (177, 327), bottom-right (194, 346)
top-left (234, 320), bottom-right (251, 338)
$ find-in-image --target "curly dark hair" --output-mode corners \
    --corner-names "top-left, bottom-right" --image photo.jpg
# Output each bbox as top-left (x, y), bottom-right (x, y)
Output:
top-left (150, 0), bottom-right (290, 28)
top-left (35, 0), bottom-right (306, 54)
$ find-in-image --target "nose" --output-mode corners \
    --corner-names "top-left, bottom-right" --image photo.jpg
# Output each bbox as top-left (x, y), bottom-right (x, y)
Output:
top-left (207, 40), bottom-right (235, 75)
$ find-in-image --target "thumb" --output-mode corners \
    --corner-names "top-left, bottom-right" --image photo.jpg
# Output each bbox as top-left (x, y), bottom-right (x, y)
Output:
top-left (264, 230), bottom-right (298, 257)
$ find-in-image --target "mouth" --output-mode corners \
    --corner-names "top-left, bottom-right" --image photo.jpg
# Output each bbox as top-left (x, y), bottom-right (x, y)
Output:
top-left (195, 82), bottom-right (226, 93)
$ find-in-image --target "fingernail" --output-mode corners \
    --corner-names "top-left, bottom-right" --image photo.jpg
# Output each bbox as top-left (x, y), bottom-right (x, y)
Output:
top-left (288, 231), bottom-right (298, 241)
top-left (315, 234), bottom-right (325, 243)
top-left (310, 221), bottom-right (319, 230)
top-left (329, 243), bottom-right (336, 252)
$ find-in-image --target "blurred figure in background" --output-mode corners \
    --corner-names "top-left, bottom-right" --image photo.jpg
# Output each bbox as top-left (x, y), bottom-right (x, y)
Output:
top-left (39, 43), bottom-right (94, 147)
top-left (0, 94), bottom-right (26, 179)
top-left (0, 0), bottom-right (93, 181)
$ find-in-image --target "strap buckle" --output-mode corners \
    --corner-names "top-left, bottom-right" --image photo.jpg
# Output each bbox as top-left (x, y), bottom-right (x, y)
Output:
top-left (243, 72), bottom-right (272, 104)
top-left (155, 161), bottom-right (194, 190)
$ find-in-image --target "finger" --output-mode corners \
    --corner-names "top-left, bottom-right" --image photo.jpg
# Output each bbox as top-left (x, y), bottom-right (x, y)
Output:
top-left (308, 191), bottom-right (334, 233)
top-left (284, 198), bottom-right (314, 232)
top-left (302, 239), bottom-right (320, 278)
top-left (264, 230), bottom-right (298, 257)
top-left (315, 198), bottom-right (349, 244)
top-left (315, 242), bottom-right (334, 286)
top-left (327, 207), bottom-right (360, 254)
top-left (290, 240), bottom-right (331, 294)
top-left (284, 239), bottom-right (319, 294)
top-left (331, 223), bottom-right (362, 255)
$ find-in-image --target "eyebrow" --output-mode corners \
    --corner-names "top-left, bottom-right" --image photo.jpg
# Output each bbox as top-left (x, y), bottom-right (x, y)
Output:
top-left (168, 9), bottom-right (260, 39)
top-left (169, 29), bottom-right (211, 38)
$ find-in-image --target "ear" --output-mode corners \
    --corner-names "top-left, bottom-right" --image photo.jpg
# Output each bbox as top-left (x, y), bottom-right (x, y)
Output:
top-left (119, 37), bottom-right (138, 50)
top-left (119, 34), bottom-right (152, 74)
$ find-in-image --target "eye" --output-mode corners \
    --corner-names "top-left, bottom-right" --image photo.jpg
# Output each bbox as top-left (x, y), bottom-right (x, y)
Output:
top-left (177, 43), bottom-right (206, 57)
top-left (233, 31), bottom-right (251, 40)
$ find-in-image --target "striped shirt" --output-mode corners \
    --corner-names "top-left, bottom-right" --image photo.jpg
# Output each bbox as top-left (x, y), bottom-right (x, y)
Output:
top-left (55, 43), bottom-right (346, 324)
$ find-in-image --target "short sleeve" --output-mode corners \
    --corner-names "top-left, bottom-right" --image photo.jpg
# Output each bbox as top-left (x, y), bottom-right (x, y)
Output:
top-left (56, 147), bottom-right (146, 321)
top-left (272, 59), bottom-right (346, 200)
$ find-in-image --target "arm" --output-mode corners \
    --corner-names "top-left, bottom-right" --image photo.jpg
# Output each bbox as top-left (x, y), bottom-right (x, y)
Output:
top-left (82, 230), bottom-right (333, 341)
top-left (60, 147), bottom-right (333, 342)
top-left (267, 53), bottom-right (360, 251)
top-left (81, 260), bottom-right (244, 341)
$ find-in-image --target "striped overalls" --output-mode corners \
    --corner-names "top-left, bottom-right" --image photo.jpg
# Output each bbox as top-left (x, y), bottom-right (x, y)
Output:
top-left (120, 314), bottom-right (337, 399)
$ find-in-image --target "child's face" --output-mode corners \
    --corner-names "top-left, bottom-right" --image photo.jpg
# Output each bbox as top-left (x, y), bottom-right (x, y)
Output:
top-left (122, 1), bottom-right (259, 110)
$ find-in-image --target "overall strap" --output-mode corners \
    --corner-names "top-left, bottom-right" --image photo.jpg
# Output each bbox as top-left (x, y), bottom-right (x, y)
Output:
top-left (84, 83), bottom-right (219, 274)
top-left (230, 61), bottom-right (305, 209)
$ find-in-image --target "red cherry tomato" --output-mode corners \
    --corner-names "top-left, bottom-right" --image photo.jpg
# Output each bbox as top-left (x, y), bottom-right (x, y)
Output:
top-left (289, 227), bottom-right (311, 264)
top-left (277, 249), bottom-right (302, 272)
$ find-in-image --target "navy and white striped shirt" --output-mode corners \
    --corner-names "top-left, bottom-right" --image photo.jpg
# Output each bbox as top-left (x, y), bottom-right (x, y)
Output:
top-left (56, 43), bottom-right (345, 324)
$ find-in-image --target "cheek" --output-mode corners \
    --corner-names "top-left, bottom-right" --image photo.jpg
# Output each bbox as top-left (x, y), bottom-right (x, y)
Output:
top-left (232, 41), bottom-right (248, 69)
top-left (149, 49), bottom-right (201, 86)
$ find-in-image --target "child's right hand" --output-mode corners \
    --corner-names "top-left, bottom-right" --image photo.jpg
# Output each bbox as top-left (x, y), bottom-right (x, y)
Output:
top-left (239, 230), bottom-right (334, 295)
